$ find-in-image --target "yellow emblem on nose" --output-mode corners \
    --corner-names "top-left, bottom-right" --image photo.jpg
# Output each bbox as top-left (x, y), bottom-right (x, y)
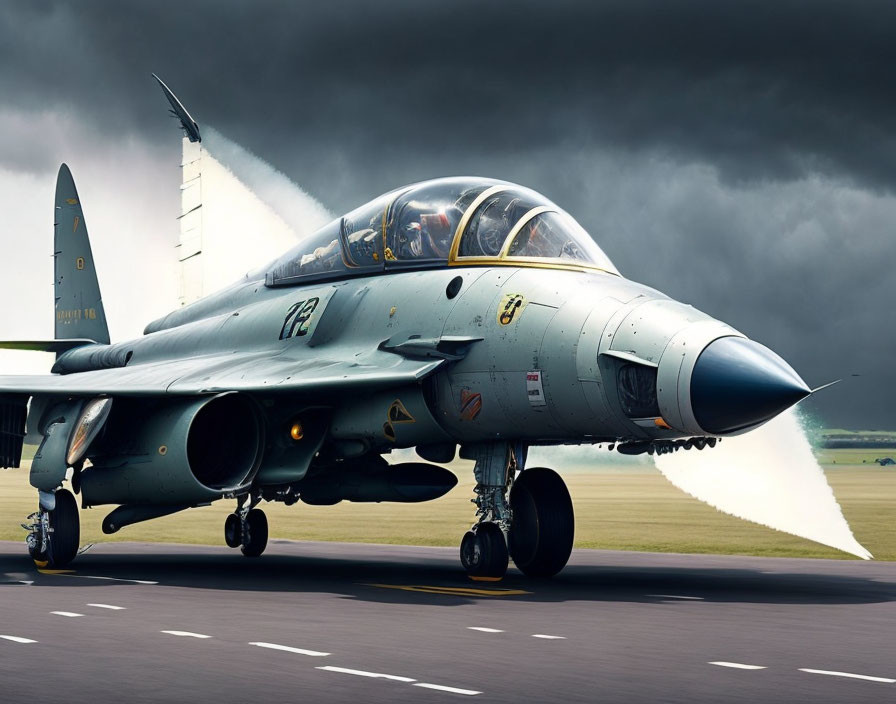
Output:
top-left (497, 293), bottom-right (527, 325)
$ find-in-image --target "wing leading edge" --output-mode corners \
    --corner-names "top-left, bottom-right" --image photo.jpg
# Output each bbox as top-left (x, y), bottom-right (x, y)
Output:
top-left (0, 349), bottom-right (444, 398)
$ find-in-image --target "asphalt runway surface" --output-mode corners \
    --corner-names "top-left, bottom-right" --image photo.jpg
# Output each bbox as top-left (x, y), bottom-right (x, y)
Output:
top-left (1, 539), bottom-right (894, 703)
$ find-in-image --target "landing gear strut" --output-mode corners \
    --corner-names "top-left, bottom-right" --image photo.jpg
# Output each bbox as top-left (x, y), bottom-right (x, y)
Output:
top-left (459, 442), bottom-right (518, 580)
top-left (225, 494), bottom-right (268, 558)
top-left (23, 488), bottom-right (80, 569)
top-left (460, 443), bottom-right (574, 580)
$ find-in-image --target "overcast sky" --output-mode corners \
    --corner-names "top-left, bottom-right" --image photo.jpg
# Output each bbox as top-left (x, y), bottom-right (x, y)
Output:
top-left (0, 0), bottom-right (893, 429)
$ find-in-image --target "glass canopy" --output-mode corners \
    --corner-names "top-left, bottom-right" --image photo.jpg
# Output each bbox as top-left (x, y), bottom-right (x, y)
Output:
top-left (265, 177), bottom-right (618, 286)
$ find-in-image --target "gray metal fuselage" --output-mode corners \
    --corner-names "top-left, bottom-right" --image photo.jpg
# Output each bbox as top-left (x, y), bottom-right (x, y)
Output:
top-left (66, 263), bottom-right (728, 465)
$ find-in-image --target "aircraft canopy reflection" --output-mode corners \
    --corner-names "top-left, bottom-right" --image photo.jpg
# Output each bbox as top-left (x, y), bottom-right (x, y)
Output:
top-left (265, 177), bottom-right (619, 287)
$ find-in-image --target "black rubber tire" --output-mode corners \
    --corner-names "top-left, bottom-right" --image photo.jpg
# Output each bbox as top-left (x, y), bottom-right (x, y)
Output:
top-left (240, 508), bottom-right (268, 558)
top-left (460, 522), bottom-right (508, 580)
top-left (509, 467), bottom-right (574, 578)
top-left (28, 533), bottom-right (47, 565)
top-left (45, 489), bottom-right (80, 569)
top-left (224, 513), bottom-right (242, 548)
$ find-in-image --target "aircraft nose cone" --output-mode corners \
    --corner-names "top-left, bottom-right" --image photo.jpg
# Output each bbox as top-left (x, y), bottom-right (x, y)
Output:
top-left (690, 336), bottom-right (810, 435)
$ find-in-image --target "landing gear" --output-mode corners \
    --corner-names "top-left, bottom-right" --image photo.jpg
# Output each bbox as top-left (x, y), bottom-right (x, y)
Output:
top-left (241, 509), bottom-right (268, 558)
top-left (460, 443), bottom-right (574, 580)
top-left (460, 522), bottom-right (508, 580)
top-left (24, 489), bottom-right (80, 569)
top-left (225, 495), bottom-right (268, 558)
top-left (508, 467), bottom-right (574, 578)
top-left (224, 513), bottom-right (241, 548)
top-left (459, 442), bottom-right (519, 580)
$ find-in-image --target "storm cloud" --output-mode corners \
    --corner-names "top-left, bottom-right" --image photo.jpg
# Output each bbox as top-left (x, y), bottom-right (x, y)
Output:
top-left (0, 0), bottom-right (893, 427)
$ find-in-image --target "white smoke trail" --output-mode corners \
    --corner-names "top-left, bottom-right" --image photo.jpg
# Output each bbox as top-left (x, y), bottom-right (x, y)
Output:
top-left (654, 409), bottom-right (872, 559)
top-left (171, 127), bottom-right (334, 301)
top-left (203, 127), bottom-right (332, 238)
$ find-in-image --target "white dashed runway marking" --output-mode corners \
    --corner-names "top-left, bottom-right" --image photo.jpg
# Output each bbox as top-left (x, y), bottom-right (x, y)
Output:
top-left (0, 635), bottom-right (37, 644)
top-left (799, 668), bottom-right (895, 684)
top-left (413, 683), bottom-right (482, 695)
top-left (709, 661), bottom-right (767, 670)
top-left (50, 611), bottom-right (83, 618)
top-left (160, 630), bottom-right (212, 638)
top-left (316, 666), bottom-right (480, 695)
top-left (75, 575), bottom-right (158, 585)
top-left (249, 642), bottom-right (330, 657)
top-left (87, 603), bottom-right (126, 610)
top-left (316, 666), bottom-right (416, 682)
top-left (646, 594), bottom-right (704, 600)
top-left (467, 627), bottom-right (503, 633)
top-left (532, 634), bottom-right (566, 640)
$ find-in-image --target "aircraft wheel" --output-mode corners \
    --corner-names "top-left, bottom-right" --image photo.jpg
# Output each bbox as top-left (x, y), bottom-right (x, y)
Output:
top-left (44, 489), bottom-right (80, 569)
top-left (240, 509), bottom-right (268, 558)
top-left (28, 530), bottom-right (48, 566)
top-left (460, 522), bottom-right (508, 581)
top-left (224, 513), bottom-right (242, 548)
top-left (509, 467), bottom-right (574, 578)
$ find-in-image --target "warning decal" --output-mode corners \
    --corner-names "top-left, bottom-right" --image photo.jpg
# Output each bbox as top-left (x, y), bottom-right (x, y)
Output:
top-left (526, 370), bottom-right (546, 407)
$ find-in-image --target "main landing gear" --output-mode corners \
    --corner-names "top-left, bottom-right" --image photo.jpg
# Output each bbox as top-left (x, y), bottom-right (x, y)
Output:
top-left (460, 442), bottom-right (574, 580)
top-left (23, 488), bottom-right (80, 569)
top-left (225, 494), bottom-right (268, 557)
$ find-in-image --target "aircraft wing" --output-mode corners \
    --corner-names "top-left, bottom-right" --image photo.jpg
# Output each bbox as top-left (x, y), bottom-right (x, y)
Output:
top-left (0, 349), bottom-right (444, 398)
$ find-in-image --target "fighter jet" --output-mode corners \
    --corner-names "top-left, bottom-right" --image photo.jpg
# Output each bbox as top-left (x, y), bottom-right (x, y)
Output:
top-left (0, 94), bottom-right (814, 581)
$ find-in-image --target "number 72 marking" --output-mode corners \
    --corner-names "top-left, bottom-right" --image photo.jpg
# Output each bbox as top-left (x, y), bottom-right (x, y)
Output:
top-left (279, 297), bottom-right (320, 340)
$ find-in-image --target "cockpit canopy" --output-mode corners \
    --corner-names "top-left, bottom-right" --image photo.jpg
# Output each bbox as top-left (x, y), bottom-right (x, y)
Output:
top-left (265, 177), bottom-right (618, 286)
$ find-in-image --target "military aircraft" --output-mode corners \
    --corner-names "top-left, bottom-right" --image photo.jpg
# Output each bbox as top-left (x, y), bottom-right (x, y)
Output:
top-left (0, 85), bottom-right (814, 581)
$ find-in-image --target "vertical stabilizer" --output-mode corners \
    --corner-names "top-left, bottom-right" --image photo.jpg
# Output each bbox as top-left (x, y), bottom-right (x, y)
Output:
top-left (54, 164), bottom-right (110, 345)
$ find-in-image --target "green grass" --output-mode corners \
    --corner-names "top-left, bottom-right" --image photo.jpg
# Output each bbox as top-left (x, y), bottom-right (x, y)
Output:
top-left (815, 447), bottom-right (896, 465)
top-left (2, 457), bottom-right (894, 560)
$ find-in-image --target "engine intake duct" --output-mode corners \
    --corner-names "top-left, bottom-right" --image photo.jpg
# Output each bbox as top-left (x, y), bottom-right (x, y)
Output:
top-left (81, 392), bottom-right (264, 506)
top-left (299, 457), bottom-right (458, 505)
top-left (188, 393), bottom-right (263, 491)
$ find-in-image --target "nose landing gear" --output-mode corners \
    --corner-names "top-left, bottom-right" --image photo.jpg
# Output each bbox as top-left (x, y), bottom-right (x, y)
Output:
top-left (460, 522), bottom-right (508, 580)
top-left (460, 443), bottom-right (574, 581)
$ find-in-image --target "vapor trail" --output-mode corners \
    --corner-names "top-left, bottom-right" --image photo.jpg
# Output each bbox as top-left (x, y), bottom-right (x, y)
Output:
top-left (203, 127), bottom-right (332, 238)
top-left (171, 127), bottom-right (334, 301)
top-left (654, 409), bottom-right (871, 559)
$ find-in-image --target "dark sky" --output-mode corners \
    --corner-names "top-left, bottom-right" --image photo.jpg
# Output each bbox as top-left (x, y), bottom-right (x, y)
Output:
top-left (1, 0), bottom-right (894, 429)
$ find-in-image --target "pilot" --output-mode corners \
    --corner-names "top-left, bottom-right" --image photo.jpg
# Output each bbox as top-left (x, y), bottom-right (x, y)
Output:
top-left (395, 212), bottom-right (452, 260)
top-left (397, 222), bottom-right (425, 258)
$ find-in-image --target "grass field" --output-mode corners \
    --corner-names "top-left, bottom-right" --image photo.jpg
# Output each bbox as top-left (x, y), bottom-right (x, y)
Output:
top-left (2, 448), bottom-right (894, 560)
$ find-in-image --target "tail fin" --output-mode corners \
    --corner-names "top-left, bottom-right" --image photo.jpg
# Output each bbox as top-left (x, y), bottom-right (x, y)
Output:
top-left (54, 164), bottom-right (110, 345)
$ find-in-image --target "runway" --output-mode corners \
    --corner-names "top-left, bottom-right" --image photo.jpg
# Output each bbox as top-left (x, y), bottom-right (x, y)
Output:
top-left (1, 540), bottom-right (894, 703)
